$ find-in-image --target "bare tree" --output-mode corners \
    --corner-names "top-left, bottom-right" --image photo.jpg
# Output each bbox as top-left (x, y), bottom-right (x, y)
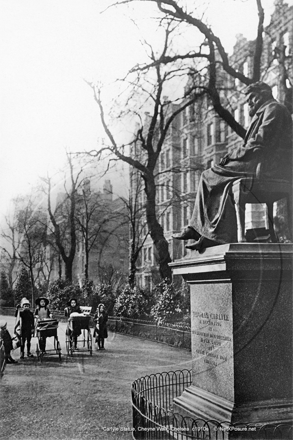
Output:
top-left (1, 195), bottom-right (48, 305)
top-left (0, 215), bottom-right (21, 291)
top-left (110, 0), bottom-right (291, 119)
top-left (118, 175), bottom-right (149, 287)
top-left (42, 154), bottom-right (82, 282)
top-left (75, 182), bottom-right (117, 281)
top-left (87, 21), bottom-right (209, 281)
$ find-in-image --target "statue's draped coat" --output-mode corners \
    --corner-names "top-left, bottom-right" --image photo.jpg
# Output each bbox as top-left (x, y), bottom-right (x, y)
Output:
top-left (189, 99), bottom-right (292, 243)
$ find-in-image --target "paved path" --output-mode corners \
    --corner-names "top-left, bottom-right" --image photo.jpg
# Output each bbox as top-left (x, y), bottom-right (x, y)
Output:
top-left (0, 315), bottom-right (192, 440)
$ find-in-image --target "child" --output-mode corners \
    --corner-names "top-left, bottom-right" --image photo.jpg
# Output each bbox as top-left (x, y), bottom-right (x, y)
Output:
top-left (34, 297), bottom-right (52, 353)
top-left (94, 304), bottom-right (108, 350)
top-left (0, 321), bottom-right (18, 364)
top-left (19, 298), bottom-right (35, 359)
top-left (65, 298), bottom-right (82, 349)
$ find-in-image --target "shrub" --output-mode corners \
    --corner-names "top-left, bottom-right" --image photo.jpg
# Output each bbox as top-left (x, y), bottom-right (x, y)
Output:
top-left (114, 285), bottom-right (155, 319)
top-left (151, 279), bottom-right (190, 325)
top-left (47, 279), bottom-right (83, 310)
top-left (0, 271), bottom-right (14, 306)
top-left (14, 267), bottom-right (32, 305)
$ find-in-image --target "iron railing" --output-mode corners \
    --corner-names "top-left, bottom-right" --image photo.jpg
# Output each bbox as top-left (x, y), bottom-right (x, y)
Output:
top-left (131, 370), bottom-right (293, 440)
top-left (108, 316), bottom-right (191, 350)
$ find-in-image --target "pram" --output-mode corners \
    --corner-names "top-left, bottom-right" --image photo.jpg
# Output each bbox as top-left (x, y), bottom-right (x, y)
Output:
top-left (65, 314), bottom-right (92, 356)
top-left (35, 319), bottom-right (61, 362)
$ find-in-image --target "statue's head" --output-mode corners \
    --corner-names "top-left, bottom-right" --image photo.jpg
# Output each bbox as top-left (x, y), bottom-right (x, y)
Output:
top-left (244, 81), bottom-right (273, 117)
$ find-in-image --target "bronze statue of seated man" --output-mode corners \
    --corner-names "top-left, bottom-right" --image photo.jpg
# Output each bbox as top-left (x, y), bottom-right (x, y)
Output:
top-left (174, 81), bottom-right (292, 252)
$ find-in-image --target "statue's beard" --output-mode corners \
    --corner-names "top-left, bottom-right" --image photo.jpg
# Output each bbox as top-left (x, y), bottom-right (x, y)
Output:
top-left (249, 106), bottom-right (257, 117)
top-left (248, 98), bottom-right (264, 117)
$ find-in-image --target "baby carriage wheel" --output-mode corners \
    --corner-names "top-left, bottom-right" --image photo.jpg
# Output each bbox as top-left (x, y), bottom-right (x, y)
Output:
top-left (56, 339), bottom-right (62, 362)
top-left (65, 335), bottom-right (73, 356)
top-left (87, 331), bottom-right (93, 356)
top-left (0, 341), bottom-right (6, 377)
top-left (36, 343), bottom-right (43, 363)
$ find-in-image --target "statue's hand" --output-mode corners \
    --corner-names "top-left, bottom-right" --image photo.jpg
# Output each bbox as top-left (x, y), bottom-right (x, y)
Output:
top-left (219, 154), bottom-right (230, 166)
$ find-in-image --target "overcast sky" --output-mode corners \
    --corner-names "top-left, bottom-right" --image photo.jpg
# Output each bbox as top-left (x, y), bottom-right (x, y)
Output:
top-left (0, 0), bottom-right (291, 222)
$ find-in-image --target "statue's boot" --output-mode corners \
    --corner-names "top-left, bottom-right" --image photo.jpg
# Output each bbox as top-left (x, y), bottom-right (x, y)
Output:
top-left (186, 236), bottom-right (221, 252)
top-left (173, 227), bottom-right (200, 241)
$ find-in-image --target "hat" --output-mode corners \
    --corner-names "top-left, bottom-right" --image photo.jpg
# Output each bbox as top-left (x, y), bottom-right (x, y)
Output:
top-left (35, 297), bottom-right (49, 307)
top-left (20, 297), bottom-right (30, 307)
top-left (244, 81), bottom-right (272, 95)
top-left (0, 321), bottom-right (7, 329)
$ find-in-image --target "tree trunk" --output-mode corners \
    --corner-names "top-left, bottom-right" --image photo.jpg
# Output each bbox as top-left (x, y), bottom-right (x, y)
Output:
top-left (128, 251), bottom-right (138, 288)
top-left (145, 173), bottom-right (172, 282)
top-left (65, 261), bottom-right (73, 283)
top-left (29, 269), bottom-right (36, 306)
top-left (58, 253), bottom-right (62, 279)
top-left (84, 253), bottom-right (89, 281)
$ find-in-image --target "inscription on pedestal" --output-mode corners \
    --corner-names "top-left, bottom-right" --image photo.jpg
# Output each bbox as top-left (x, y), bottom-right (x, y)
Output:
top-left (190, 283), bottom-right (234, 400)
top-left (193, 311), bottom-right (231, 367)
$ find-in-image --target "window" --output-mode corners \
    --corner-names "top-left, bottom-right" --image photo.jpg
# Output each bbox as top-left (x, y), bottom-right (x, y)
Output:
top-left (183, 205), bottom-right (188, 226)
top-left (161, 183), bottom-right (165, 202)
top-left (191, 135), bottom-right (198, 155)
top-left (244, 103), bottom-right (250, 128)
top-left (207, 122), bottom-right (213, 145)
top-left (182, 138), bottom-right (188, 158)
top-left (161, 152), bottom-right (165, 170)
top-left (166, 149), bottom-right (170, 168)
top-left (192, 172), bottom-right (200, 192)
top-left (215, 120), bottom-right (221, 143)
top-left (243, 60), bottom-right (249, 76)
top-left (182, 109), bottom-right (187, 126)
top-left (166, 179), bottom-right (172, 199)
top-left (189, 104), bottom-right (195, 122)
top-left (239, 105), bottom-right (244, 126)
top-left (143, 248), bottom-right (147, 263)
top-left (182, 171), bottom-right (188, 193)
top-left (221, 121), bottom-right (228, 142)
top-left (147, 247), bottom-right (152, 263)
top-left (234, 108), bottom-right (239, 122)
top-left (166, 211), bottom-right (171, 231)
top-left (271, 40), bottom-right (278, 65)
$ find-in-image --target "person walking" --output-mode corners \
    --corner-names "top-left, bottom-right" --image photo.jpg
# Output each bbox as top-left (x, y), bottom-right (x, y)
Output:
top-left (94, 304), bottom-right (108, 350)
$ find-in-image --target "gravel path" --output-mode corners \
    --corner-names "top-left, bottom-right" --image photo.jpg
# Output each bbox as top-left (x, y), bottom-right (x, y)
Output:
top-left (0, 315), bottom-right (191, 440)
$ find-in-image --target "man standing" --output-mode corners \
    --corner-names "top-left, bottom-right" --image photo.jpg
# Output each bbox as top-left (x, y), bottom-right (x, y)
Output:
top-left (174, 81), bottom-right (292, 251)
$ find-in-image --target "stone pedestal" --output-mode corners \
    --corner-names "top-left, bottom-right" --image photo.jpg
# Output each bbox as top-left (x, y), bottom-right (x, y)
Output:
top-left (170, 244), bottom-right (293, 425)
